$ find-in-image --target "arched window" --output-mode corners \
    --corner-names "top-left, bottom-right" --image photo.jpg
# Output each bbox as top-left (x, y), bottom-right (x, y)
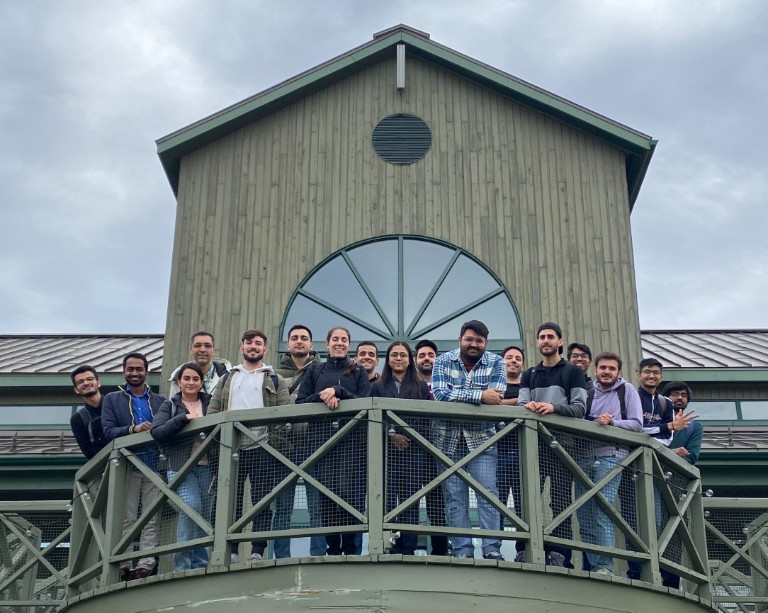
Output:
top-left (280, 236), bottom-right (523, 353)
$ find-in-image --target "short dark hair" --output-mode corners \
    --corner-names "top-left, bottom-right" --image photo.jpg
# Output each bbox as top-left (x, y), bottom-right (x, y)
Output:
top-left (71, 364), bottom-right (98, 386)
top-left (287, 324), bottom-right (313, 341)
top-left (242, 329), bottom-right (267, 343)
top-left (662, 381), bottom-right (693, 401)
top-left (638, 357), bottom-right (663, 372)
top-left (356, 341), bottom-right (378, 354)
top-left (415, 339), bottom-right (438, 354)
top-left (567, 343), bottom-right (592, 360)
top-left (190, 331), bottom-right (215, 345)
top-left (500, 345), bottom-right (525, 361)
top-left (122, 352), bottom-right (148, 369)
top-left (460, 320), bottom-right (489, 339)
top-left (594, 352), bottom-right (623, 370)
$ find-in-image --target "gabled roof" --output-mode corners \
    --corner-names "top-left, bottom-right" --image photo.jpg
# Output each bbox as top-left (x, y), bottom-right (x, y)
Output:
top-left (156, 24), bottom-right (656, 207)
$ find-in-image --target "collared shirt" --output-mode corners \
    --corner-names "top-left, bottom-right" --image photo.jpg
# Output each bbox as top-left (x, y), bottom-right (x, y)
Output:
top-left (128, 385), bottom-right (152, 425)
top-left (431, 349), bottom-right (506, 455)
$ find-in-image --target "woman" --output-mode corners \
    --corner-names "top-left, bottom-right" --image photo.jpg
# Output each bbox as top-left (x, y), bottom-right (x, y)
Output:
top-left (150, 362), bottom-right (211, 571)
top-left (296, 327), bottom-right (371, 555)
top-left (371, 341), bottom-right (432, 555)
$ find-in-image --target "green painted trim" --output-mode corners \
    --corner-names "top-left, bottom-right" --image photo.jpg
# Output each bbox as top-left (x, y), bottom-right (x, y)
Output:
top-left (0, 373), bottom-right (162, 389)
top-left (662, 368), bottom-right (768, 383)
top-left (156, 28), bottom-right (654, 201)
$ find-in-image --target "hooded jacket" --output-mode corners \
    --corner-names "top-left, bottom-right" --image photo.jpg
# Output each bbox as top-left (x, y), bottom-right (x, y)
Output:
top-left (584, 377), bottom-right (643, 458)
top-left (150, 391), bottom-right (211, 471)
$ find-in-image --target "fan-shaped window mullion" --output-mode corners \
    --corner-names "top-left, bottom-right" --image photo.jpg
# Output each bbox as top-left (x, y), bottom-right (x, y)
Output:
top-left (297, 289), bottom-right (390, 339)
top-left (411, 288), bottom-right (504, 338)
top-left (404, 249), bottom-right (461, 336)
top-left (340, 250), bottom-right (397, 336)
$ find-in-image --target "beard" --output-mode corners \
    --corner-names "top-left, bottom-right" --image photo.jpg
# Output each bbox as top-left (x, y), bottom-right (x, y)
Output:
top-left (460, 348), bottom-right (482, 365)
top-left (243, 352), bottom-right (264, 364)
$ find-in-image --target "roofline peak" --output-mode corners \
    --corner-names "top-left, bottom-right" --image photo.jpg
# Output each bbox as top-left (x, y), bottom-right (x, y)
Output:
top-left (372, 24), bottom-right (430, 41)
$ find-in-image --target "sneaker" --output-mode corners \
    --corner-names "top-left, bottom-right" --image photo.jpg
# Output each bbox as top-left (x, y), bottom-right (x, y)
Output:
top-left (250, 553), bottom-right (263, 561)
top-left (514, 551), bottom-right (526, 563)
top-left (593, 565), bottom-right (612, 576)
top-left (133, 567), bottom-right (151, 580)
top-left (230, 553), bottom-right (239, 563)
top-left (454, 553), bottom-right (473, 558)
top-left (547, 551), bottom-right (566, 567)
top-left (483, 551), bottom-right (504, 561)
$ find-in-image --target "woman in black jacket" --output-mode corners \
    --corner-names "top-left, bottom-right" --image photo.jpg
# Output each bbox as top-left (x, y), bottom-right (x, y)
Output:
top-left (371, 341), bottom-right (432, 555)
top-left (296, 327), bottom-right (371, 555)
top-left (150, 362), bottom-right (211, 571)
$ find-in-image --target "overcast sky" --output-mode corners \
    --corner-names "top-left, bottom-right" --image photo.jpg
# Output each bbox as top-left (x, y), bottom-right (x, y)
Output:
top-left (1, 1), bottom-right (766, 335)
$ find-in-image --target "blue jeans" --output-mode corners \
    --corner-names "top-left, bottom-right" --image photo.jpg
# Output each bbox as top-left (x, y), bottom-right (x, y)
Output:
top-left (576, 455), bottom-right (621, 571)
top-left (441, 444), bottom-right (500, 556)
top-left (168, 466), bottom-right (212, 571)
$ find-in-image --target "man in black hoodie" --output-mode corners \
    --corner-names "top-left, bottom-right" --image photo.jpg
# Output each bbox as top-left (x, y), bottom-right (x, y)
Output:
top-left (517, 323), bottom-right (587, 567)
top-left (70, 365), bottom-right (107, 459)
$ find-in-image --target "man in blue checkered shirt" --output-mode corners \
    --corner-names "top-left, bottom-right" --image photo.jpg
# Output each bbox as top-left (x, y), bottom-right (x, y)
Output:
top-left (431, 320), bottom-right (506, 560)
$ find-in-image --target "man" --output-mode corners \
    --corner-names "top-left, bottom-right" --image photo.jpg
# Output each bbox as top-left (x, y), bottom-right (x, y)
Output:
top-left (431, 320), bottom-right (506, 560)
top-left (168, 331), bottom-right (232, 396)
top-left (411, 338), bottom-right (448, 556)
top-left (567, 343), bottom-right (593, 392)
top-left (208, 329), bottom-right (291, 561)
top-left (497, 346), bottom-right (524, 528)
top-left (576, 352), bottom-right (642, 576)
top-left (518, 322), bottom-right (587, 567)
top-left (70, 365), bottom-right (107, 459)
top-left (624, 358), bottom-right (695, 582)
top-left (663, 381), bottom-right (702, 465)
top-left (102, 352), bottom-right (166, 580)
top-left (274, 324), bottom-right (324, 557)
top-left (355, 341), bottom-right (380, 382)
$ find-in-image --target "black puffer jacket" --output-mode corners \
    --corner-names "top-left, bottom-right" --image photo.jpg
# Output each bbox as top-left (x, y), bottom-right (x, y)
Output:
top-left (150, 392), bottom-right (210, 471)
top-left (295, 357), bottom-right (371, 403)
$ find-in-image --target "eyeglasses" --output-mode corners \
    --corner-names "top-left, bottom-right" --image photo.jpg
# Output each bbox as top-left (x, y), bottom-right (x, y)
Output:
top-left (569, 353), bottom-right (590, 361)
top-left (640, 369), bottom-right (662, 376)
top-left (191, 343), bottom-right (214, 349)
top-left (75, 376), bottom-right (97, 387)
top-left (668, 391), bottom-right (689, 399)
top-left (461, 336), bottom-right (486, 345)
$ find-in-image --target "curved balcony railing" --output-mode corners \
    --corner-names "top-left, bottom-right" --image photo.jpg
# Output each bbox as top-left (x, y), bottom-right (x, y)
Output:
top-left (3, 399), bottom-right (719, 610)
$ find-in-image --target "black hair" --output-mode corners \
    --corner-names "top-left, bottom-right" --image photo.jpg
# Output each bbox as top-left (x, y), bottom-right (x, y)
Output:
top-left (567, 342), bottom-right (592, 360)
top-left (356, 341), bottom-right (378, 354)
top-left (287, 324), bottom-right (313, 341)
top-left (460, 320), bottom-right (489, 339)
top-left (174, 361), bottom-right (204, 382)
top-left (71, 364), bottom-right (98, 386)
top-left (500, 345), bottom-right (525, 361)
top-left (242, 329), bottom-right (267, 343)
top-left (594, 351), bottom-right (623, 370)
top-left (661, 381), bottom-right (693, 402)
top-left (380, 341), bottom-right (424, 399)
top-left (414, 339), bottom-right (438, 354)
top-left (122, 352), bottom-right (148, 369)
top-left (190, 331), bottom-right (215, 345)
top-left (638, 357), bottom-right (663, 372)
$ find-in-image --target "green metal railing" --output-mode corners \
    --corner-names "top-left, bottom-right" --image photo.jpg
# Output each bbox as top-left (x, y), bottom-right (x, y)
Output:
top-left (3, 399), bottom-right (720, 610)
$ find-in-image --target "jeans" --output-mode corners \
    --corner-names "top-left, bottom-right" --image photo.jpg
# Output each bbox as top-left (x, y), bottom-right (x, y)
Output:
top-left (167, 466), bottom-right (212, 571)
top-left (576, 455), bottom-right (621, 571)
top-left (441, 444), bottom-right (500, 556)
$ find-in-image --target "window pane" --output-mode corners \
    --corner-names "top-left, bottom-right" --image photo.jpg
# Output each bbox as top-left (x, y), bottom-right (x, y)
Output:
top-left (414, 255), bottom-right (502, 332)
top-left (740, 401), bottom-right (768, 420)
top-left (402, 240), bottom-right (454, 330)
top-left (688, 401), bottom-right (737, 420)
top-left (283, 295), bottom-right (387, 342)
top-left (415, 293), bottom-right (522, 340)
top-left (302, 255), bottom-right (388, 334)
top-left (347, 240), bottom-right (398, 326)
top-left (0, 405), bottom-right (73, 426)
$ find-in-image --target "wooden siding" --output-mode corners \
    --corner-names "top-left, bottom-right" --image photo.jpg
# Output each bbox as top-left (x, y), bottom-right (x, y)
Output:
top-left (163, 54), bottom-right (641, 377)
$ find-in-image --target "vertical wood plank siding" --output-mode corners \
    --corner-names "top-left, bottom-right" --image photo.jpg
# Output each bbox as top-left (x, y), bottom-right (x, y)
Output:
top-left (162, 55), bottom-right (642, 376)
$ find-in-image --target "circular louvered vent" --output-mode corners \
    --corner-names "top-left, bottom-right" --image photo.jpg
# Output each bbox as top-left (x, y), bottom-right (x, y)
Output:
top-left (371, 113), bottom-right (431, 164)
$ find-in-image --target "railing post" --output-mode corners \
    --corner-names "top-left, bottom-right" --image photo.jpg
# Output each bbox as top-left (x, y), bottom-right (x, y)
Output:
top-left (102, 450), bottom-right (127, 586)
top-left (210, 420), bottom-right (236, 565)
top-left (687, 483), bottom-right (711, 600)
top-left (636, 447), bottom-right (661, 584)
top-left (67, 482), bottom-right (86, 598)
top-left (367, 405), bottom-right (385, 555)
top-left (520, 418), bottom-right (545, 564)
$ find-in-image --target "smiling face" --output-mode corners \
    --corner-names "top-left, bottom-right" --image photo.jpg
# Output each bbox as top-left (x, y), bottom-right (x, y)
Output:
top-left (177, 366), bottom-right (203, 398)
top-left (355, 343), bottom-right (379, 374)
top-left (415, 346), bottom-right (436, 378)
top-left (459, 329), bottom-right (487, 364)
top-left (595, 358), bottom-right (621, 389)
top-left (123, 357), bottom-right (147, 390)
top-left (73, 370), bottom-right (100, 398)
top-left (189, 334), bottom-right (215, 369)
top-left (326, 328), bottom-right (350, 359)
top-left (638, 365), bottom-right (663, 393)
top-left (503, 348), bottom-right (524, 379)
top-left (387, 344), bottom-right (411, 377)
top-left (536, 328), bottom-right (562, 358)
top-left (241, 335), bottom-right (267, 366)
top-left (568, 349), bottom-right (592, 374)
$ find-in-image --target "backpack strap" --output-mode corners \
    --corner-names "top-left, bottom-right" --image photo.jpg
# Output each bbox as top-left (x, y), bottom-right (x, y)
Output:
top-left (586, 383), bottom-right (626, 421)
top-left (585, 387), bottom-right (595, 418)
top-left (271, 374), bottom-right (279, 390)
top-left (213, 361), bottom-right (228, 377)
top-left (77, 406), bottom-right (99, 445)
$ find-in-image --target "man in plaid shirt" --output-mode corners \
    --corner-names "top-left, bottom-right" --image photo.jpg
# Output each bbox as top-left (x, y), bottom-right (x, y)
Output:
top-left (431, 320), bottom-right (506, 560)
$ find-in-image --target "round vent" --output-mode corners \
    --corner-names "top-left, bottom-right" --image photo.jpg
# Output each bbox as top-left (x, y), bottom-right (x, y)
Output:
top-left (371, 113), bottom-right (431, 164)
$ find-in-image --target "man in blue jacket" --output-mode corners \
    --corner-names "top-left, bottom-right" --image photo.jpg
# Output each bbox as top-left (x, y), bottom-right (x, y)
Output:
top-left (102, 352), bottom-right (165, 580)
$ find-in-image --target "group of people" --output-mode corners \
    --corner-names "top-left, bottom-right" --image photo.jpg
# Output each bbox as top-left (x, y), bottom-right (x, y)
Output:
top-left (69, 319), bottom-right (702, 585)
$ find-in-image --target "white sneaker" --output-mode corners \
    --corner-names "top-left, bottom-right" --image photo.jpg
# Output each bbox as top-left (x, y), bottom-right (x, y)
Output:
top-left (230, 553), bottom-right (239, 563)
top-left (593, 565), bottom-right (612, 576)
top-left (250, 553), bottom-right (263, 561)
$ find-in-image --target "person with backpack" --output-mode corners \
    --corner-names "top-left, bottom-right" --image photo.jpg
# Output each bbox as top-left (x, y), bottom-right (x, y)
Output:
top-left (167, 331), bottom-right (231, 396)
top-left (208, 329), bottom-right (291, 562)
top-left (576, 352), bottom-right (642, 576)
top-left (70, 365), bottom-right (107, 459)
